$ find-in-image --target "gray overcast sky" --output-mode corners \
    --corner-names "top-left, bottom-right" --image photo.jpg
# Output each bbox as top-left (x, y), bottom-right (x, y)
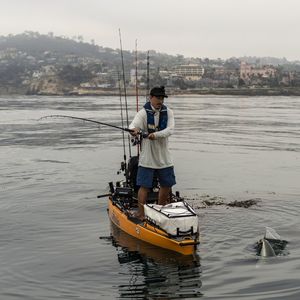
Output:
top-left (1, 0), bottom-right (300, 60)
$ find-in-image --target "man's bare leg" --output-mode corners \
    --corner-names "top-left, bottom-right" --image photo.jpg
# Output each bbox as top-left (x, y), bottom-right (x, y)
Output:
top-left (158, 186), bottom-right (171, 206)
top-left (137, 186), bottom-right (149, 219)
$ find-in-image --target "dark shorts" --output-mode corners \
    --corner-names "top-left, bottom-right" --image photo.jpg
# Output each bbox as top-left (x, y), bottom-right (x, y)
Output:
top-left (136, 166), bottom-right (176, 188)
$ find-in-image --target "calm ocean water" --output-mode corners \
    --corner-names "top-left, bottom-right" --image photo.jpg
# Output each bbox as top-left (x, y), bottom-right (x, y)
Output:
top-left (0, 95), bottom-right (299, 299)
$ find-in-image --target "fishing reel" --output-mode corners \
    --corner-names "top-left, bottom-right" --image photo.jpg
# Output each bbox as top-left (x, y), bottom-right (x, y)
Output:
top-left (131, 136), bottom-right (140, 146)
top-left (131, 130), bottom-right (148, 146)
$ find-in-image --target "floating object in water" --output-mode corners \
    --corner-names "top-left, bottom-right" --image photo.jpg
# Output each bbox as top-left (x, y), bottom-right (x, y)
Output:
top-left (255, 227), bottom-right (288, 257)
top-left (260, 238), bottom-right (276, 257)
top-left (193, 196), bottom-right (261, 209)
top-left (265, 226), bottom-right (281, 240)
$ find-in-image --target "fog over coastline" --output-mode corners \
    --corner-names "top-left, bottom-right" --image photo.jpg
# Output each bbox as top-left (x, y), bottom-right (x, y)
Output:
top-left (1, 0), bottom-right (300, 60)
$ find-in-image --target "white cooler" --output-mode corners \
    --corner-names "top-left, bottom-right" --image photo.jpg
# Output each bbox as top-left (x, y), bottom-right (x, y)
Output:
top-left (144, 201), bottom-right (198, 236)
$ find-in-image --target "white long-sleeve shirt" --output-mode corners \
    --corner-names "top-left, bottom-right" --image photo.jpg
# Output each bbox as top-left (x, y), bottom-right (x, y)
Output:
top-left (129, 105), bottom-right (174, 169)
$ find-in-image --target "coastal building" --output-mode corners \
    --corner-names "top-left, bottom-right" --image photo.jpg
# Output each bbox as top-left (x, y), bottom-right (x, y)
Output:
top-left (173, 64), bottom-right (205, 80)
top-left (108, 68), bottom-right (131, 86)
top-left (240, 61), bottom-right (277, 81)
top-left (129, 68), bottom-right (147, 86)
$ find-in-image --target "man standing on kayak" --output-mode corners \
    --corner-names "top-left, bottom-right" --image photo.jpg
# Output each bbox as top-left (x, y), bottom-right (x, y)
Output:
top-left (129, 86), bottom-right (176, 220)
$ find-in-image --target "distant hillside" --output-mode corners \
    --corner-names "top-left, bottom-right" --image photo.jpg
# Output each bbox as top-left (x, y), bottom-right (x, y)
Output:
top-left (0, 31), bottom-right (189, 69)
top-left (2, 31), bottom-right (299, 69)
top-left (238, 56), bottom-right (297, 66)
top-left (1, 31), bottom-right (300, 96)
top-left (0, 31), bottom-right (109, 58)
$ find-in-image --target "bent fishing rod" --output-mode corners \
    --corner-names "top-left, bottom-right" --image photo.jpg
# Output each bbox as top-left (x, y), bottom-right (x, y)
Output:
top-left (39, 115), bottom-right (149, 139)
top-left (39, 115), bottom-right (134, 133)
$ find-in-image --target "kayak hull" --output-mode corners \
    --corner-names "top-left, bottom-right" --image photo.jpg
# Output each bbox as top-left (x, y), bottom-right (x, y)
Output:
top-left (108, 197), bottom-right (199, 255)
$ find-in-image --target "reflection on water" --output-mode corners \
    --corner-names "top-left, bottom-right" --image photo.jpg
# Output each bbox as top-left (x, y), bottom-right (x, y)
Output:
top-left (109, 223), bottom-right (203, 299)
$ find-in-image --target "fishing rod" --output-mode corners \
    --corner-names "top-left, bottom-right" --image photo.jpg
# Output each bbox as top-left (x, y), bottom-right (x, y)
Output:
top-left (146, 50), bottom-right (150, 100)
top-left (39, 115), bottom-right (134, 133)
top-left (118, 29), bottom-right (132, 157)
top-left (135, 39), bottom-right (140, 156)
top-left (40, 114), bottom-right (148, 143)
top-left (135, 39), bottom-right (139, 112)
top-left (117, 69), bottom-right (127, 165)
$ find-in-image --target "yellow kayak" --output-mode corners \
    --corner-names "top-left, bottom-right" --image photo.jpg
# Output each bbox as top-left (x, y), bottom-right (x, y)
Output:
top-left (108, 195), bottom-right (199, 255)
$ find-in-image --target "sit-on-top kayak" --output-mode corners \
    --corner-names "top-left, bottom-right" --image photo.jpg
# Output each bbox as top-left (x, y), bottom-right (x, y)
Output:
top-left (107, 182), bottom-right (199, 255)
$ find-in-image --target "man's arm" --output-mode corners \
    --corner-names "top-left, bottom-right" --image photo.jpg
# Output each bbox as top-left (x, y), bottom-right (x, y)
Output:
top-left (129, 109), bottom-right (146, 136)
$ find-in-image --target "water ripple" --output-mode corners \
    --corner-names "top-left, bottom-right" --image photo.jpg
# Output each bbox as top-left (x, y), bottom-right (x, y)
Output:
top-left (1, 95), bottom-right (300, 300)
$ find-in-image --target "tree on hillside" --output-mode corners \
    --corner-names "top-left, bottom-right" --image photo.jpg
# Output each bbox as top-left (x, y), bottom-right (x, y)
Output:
top-left (58, 65), bottom-right (94, 85)
top-left (0, 63), bottom-right (25, 85)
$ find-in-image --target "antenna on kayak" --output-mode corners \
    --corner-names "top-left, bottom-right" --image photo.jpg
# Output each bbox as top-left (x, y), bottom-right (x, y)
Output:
top-left (118, 29), bottom-right (132, 158)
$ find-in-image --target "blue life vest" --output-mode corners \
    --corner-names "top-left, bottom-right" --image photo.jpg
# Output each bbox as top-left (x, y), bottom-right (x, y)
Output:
top-left (143, 102), bottom-right (168, 133)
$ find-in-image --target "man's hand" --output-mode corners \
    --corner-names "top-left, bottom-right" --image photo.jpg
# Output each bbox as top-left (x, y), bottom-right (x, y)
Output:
top-left (130, 128), bottom-right (140, 136)
top-left (148, 133), bottom-right (156, 140)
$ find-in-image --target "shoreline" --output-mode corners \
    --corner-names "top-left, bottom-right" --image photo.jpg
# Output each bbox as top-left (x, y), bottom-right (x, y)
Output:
top-left (1, 87), bottom-right (300, 97)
